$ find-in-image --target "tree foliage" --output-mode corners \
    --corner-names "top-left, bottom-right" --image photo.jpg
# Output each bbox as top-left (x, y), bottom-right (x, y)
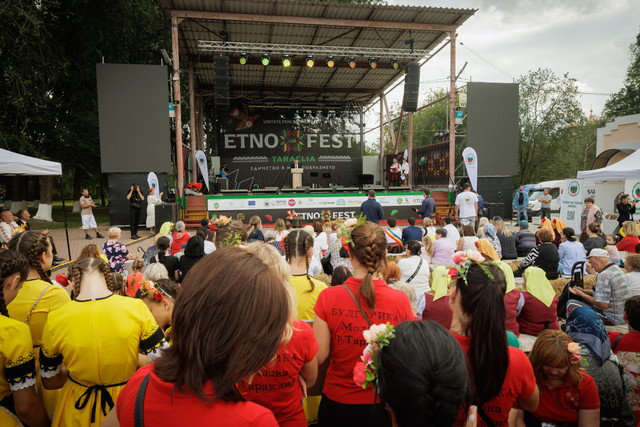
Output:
top-left (603, 29), bottom-right (640, 119)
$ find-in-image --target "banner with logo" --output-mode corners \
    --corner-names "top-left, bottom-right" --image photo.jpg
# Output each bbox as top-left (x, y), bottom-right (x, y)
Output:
top-left (146, 172), bottom-right (159, 199)
top-left (195, 150), bottom-right (209, 191)
top-left (462, 147), bottom-right (478, 191)
top-left (217, 105), bottom-right (362, 189)
top-left (625, 179), bottom-right (640, 203)
top-left (560, 179), bottom-right (595, 232)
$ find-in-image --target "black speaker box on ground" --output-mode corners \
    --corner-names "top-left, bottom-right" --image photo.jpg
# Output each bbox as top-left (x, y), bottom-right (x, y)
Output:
top-left (155, 203), bottom-right (178, 231)
top-left (402, 63), bottom-right (420, 112)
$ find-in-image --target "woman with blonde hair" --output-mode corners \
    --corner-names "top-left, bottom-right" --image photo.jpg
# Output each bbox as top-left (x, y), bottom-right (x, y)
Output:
top-left (476, 217), bottom-right (489, 238)
top-left (313, 222), bottom-right (413, 425)
top-left (514, 329), bottom-right (599, 425)
top-left (102, 227), bottom-right (137, 272)
top-left (420, 233), bottom-right (434, 262)
top-left (274, 218), bottom-right (289, 242)
top-left (78, 243), bottom-right (110, 264)
top-left (495, 219), bottom-right (517, 260)
top-left (247, 215), bottom-right (265, 242)
top-left (618, 220), bottom-right (640, 253)
top-left (456, 224), bottom-right (479, 252)
top-left (422, 217), bottom-right (436, 239)
top-left (624, 253), bottom-right (640, 296)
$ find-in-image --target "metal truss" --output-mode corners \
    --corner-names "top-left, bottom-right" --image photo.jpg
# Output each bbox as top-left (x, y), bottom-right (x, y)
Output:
top-left (198, 41), bottom-right (430, 59)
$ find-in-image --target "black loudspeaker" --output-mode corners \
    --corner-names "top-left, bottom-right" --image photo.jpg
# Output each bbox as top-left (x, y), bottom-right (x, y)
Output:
top-left (402, 63), bottom-right (420, 112)
top-left (214, 56), bottom-right (230, 109)
top-left (155, 203), bottom-right (178, 231)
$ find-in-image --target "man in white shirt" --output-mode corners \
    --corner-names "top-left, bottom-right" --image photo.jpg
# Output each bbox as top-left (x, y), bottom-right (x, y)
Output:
top-left (443, 217), bottom-right (460, 244)
top-left (454, 183), bottom-right (479, 227)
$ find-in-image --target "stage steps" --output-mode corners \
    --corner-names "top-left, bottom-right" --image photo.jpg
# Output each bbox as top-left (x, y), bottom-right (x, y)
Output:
top-left (184, 196), bottom-right (207, 229)
top-left (431, 191), bottom-right (454, 225)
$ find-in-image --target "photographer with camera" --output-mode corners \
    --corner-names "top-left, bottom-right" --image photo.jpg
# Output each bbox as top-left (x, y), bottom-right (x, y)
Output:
top-left (126, 183), bottom-right (144, 239)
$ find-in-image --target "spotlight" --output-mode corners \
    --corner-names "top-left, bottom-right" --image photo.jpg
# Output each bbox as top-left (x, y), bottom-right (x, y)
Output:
top-left (326, 56), bottom-right (335, 68)
top-left (239, 53), bottom-right (248, 65)
top-left (368, 58), bottom-right (377, 69)
top-left (305, 55), bottom-right (315, 68)
top-left (390, 58), bottom-right (399, 70)
top-left (261, 53), bottom-right (270, 66)
top-left (347, 57), bottom-right (357, 68)
top-left (282, 55), bottom-right (291, 67)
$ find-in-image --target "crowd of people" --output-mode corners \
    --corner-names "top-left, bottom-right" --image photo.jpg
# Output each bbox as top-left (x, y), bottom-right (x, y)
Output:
top-left (2, 185), bottom-right (640, 427)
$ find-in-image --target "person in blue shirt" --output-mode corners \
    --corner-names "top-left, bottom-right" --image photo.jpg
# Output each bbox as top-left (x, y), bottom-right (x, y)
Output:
top-left (359, 189), bottom-right (384, 224)
top-left (512, 185), bottom-right (530, 223)
top-left (402, 217), bottom-right (423, 245)
top-left (413, 188), bottom-right (436, 220)
top-left (558, 227), bottom-right (587, 276)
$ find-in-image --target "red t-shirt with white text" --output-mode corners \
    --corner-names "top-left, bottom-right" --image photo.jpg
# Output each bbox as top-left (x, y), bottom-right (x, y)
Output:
top-left (451, 332), bottom-right (537, 427)
top-left (238, 320), bottom-right (317, 427)
top-left (532, 373), bottom-right (599, 424)
top-left (117, 364), bottom-right (278, 427)
top-left (314, 277), bottom-right (414, 404)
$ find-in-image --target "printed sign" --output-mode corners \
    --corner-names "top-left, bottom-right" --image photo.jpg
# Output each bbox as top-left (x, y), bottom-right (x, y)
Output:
top-left (462, 147), bottom-right (478, 192)
top-left (146, 172), bottom-right (159, 199)
top-left (195, 150), bottom-right (209, 191)
top-left (560, 179), bottom-right (595, 232)
top-left (625, 179), bottom-right (640, 203)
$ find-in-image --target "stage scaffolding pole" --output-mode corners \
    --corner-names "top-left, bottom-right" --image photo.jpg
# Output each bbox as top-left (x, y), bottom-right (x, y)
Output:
top-left (171, 16), bottom-right (184, 198)
top-left (379, 94), bottom-right (385, 187)
top-left (449, 32), bottom-right (457, 184)
top-left (188, 62), bottom-right (197, 183)
top-left (408, 112), bottom-right (413, 189)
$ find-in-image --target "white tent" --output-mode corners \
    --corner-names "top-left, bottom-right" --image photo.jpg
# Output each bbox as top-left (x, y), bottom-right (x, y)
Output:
top-left (577, 149), bottom-right (640, 181)
top-left (0, 148), bottom-right (62, 176)
top-left (0, 148), bottom-right (70, 259)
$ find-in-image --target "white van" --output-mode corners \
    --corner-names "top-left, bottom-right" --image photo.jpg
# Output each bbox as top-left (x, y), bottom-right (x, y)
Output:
top-left (527, 180), bottom-right (564, 216)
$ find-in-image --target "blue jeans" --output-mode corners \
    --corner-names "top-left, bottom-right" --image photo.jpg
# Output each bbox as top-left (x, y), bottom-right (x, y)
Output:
top-left (516, 206), bottom-right (528, 222)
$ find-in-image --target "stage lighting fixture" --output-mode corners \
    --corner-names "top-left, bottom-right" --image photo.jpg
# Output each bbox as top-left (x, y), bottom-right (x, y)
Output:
top-left (368, 58), bottom-right (378, 69)
top-left (348, 57), bottom-right (357, 68)
top-left (390, 58), bottom-right (399, 70)
top-left (239, 53), bottom-right (248, 65)
top-left (326, 56), bottom-right (335, 68)
top-left (261, 53), bottom-right (270, 66)
top-left (282, 55), bottom-right (292, 67)
top-left (306, 55), bottom-right (315, 68)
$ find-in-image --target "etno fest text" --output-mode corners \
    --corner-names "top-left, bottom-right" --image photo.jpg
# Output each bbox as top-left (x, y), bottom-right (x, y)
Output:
top-left (214, 210), bottom-right (358, 220)
top-left (224, 132), bottom-right (359, 149)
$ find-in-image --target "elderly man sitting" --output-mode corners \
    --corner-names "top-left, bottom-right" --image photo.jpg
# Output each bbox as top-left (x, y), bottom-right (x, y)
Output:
top-left (567, 248), bottom-right (630, 325)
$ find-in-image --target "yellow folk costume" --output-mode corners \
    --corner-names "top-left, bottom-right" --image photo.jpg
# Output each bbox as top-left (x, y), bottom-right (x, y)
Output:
top-left (7, 278), bottom-right (70, 416)
top-left (0, 316), bottom-right (38, 427)
top-left (39, 294), bottom-right (166, 427)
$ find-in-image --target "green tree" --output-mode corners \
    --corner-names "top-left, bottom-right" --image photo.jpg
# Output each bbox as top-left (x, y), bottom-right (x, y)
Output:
top-left (603, 29), bottom-right (640, 119)
top-left (517, 68), bottom-right (584, 185)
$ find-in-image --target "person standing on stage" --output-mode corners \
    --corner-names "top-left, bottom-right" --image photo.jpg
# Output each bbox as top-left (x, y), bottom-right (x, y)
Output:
top-left (389, 157), bottom-right (401, 187)
top-left (401, 157), bottom-right (410, 187)
top-left (413, 188), bottom-right (436, 220)
top-left (291, 159), bottom-right (301, 170)
top-left (359, 190), bottom-right (384, 224)
top-left (80, 188), bottom-right (104, 240)
top-left (126, 183), bottom-right (144, 239)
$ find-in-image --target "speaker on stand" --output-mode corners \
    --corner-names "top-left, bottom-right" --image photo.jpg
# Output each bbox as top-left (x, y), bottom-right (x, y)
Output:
top-left (214, 56), bottom-right (230, 110)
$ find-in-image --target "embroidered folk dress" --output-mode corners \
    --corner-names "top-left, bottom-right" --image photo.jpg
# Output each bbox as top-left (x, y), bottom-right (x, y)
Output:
top-left (7, 278), bottom-right (70, 416)
top-left (0, 315), bottom-right (37, 427)
top-left (39, 294), bottom-right (167, 426)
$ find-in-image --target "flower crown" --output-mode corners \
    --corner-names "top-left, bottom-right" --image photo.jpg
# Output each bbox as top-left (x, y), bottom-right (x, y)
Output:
top-left (353, 323), bottom-right (395, 390)
top-left (447, 250), bottom-right (496, 285)
top-left (337, 213), bottom-right (367, 251)
top-left (139, 280), bottom-right (171, 302)
top-left (567, 342), bottom-right (581, 364)
top-left (211, 215), bottom-right (232, 228)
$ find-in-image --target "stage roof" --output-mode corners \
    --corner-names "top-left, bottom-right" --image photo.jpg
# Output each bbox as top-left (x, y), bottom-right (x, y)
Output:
top-left (160, 0), bottom-right (475, 107)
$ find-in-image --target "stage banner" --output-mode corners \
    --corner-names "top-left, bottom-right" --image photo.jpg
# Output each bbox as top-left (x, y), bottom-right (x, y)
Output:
top-left (196, 150), bottom-right (209, 191)
top-left (216, 106), bottom-right (362, 189)
top-left (625, 179), bottom-right (640, 204)
top-left (560, 179), bottom-right (595, 231)
top-left (147, 172), bottom-right (160, 198)
top-left (462, 147), bottom-right (478, 191)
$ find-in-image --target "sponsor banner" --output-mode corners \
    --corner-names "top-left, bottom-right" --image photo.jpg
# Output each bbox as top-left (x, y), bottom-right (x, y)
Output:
top-left (462, 147), bottom-right (478, 192)
top-left (625, 179), bottom-right (640, 203)
top-left (207, 194), bottom-right (423, 212)
top-left (217, 106), bottom-right (362, 189)
top-left (195, 150), bottom-right (209, 191)
top-left (146, 172), bottom-right (160, 199)
top-left (560, 179), bottom-right (595, 231)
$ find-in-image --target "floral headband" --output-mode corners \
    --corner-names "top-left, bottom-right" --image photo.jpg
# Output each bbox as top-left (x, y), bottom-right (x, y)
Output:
top-left (447, 250), bottom-right (496, 285)
top-left (220, 232), bottom-right (243, 248)
top-left (211, 215), bottom-right (232, 228)
top-left (140, 280), bottom-right (171, 302)
top-left (353, 323), bottom-right (395, 390)
top-left (567, 342), bottom-right (582, 364)
top-left (337, 213), bottom-right (367, 251)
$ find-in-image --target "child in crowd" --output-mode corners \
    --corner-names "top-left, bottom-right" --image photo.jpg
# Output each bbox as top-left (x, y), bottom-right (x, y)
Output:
top-left (125, 259), bottom-right (145, 297)
top-left (607, 234), bottom-right (621, 263)
top-left (138, 278), bottom-right (180, 343)
top-left (330, 265), bottom-right (352, 287)
top-left (247, 215), bottom-right (265, 242)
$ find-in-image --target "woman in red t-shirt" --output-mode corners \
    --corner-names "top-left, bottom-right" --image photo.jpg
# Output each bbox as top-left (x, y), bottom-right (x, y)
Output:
top-left (104, 247), bottom-right (291, 427)
top-left (449, 260), bottom-right (539, 426)
top-left (517, 329), bottom-right (600, 426)
top-left (617, 221), bottom-right (640, 253)
top-left (170, 221), bottom-right (191, 255)
top-left (313, 221), bottom-right (414, 426)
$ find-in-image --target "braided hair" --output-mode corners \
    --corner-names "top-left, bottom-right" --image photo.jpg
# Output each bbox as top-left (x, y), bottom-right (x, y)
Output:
top-left (0, 250), bottom-right (29, 316)
top-left (348, 222), bottom-right (387, 310)
top-left (8, 231), bottom-right (52, 284)
top-left (283, 230), bottom-right (315, 293)
top-left (68, 257), bottom-right (115, 298)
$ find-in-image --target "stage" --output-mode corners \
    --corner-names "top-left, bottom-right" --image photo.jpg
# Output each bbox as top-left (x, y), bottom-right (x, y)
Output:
top-left (204, 191), bottom-right (423, 225)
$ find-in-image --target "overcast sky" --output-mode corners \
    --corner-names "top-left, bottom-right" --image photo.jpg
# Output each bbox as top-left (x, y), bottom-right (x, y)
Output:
top-left (365, 0), bottom-right (639, 133)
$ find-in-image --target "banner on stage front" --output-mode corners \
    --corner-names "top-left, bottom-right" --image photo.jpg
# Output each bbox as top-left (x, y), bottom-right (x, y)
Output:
top-left (462, 147), bottom-right (478, 191)
top-left (147, 172), bottom-right (159, 198)
top-left (196, 150), bottom-right (209, 191)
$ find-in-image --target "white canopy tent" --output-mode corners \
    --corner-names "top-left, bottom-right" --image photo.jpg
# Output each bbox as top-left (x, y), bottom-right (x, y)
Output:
top-left (577, 149), bottom-right (640, 181)
top-left (0, 148), bottom-right (71, 259)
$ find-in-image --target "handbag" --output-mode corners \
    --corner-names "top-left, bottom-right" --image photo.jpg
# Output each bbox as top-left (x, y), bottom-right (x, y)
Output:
top-left (405, 258), bottom-right (424, 284)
